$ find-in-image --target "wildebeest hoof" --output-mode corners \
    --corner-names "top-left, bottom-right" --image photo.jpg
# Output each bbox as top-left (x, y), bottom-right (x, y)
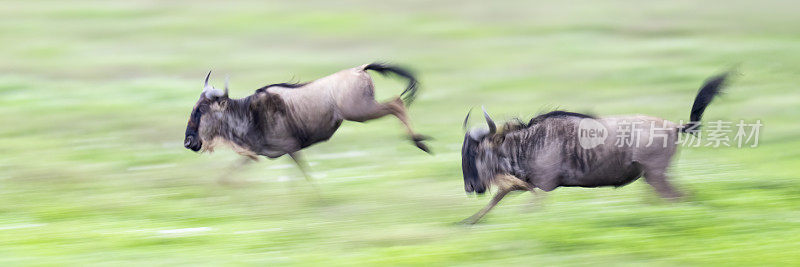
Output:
top-left (415, 141), bottom-right (432, 154)
top-left (665, 195), bottom-right (684, 202)
top-left (217, 177), bottom-right (248, 187)
top-left (459, 217), bottom-right (480, 225)
top-left (412, 134), bottom-right (431, 142)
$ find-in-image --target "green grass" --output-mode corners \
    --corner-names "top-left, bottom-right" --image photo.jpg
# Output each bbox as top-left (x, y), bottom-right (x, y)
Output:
top-left (1, 0), bottom-right (799, 265)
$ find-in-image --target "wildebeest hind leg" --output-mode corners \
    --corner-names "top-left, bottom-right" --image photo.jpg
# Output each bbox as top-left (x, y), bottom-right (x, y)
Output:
top-left (387, 98), bottom-right (431, 153)
top-left (341, 97), bottom-right (431, 153)
top-left (643, 168), bottom-right (682, 200)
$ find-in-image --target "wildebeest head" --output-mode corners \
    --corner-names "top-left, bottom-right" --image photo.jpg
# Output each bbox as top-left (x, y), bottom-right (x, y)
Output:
top-left (184, 71), bottom-right (229, 152)
top-left (461, 107), bottom-right (504, 194)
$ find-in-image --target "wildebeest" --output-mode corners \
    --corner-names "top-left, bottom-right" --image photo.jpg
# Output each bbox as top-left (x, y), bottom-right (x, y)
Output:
top-left (460, 72), bottom-right (730, 224)
top-left (183, 63), bottom-right (430, 181)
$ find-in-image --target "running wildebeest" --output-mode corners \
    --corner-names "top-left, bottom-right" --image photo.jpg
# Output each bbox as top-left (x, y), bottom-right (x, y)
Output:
top-left (183, 63), bottom-right (430, 182)
top-left (460, 72), bottom-right (730, 224)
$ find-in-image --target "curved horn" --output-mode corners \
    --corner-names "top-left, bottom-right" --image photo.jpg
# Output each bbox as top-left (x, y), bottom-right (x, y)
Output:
top-left (463, 107), bottom-right (473, 131)
top-left (223, 75), bottom-right (229, 97)
top-left (482, 106), bottom-right (496, 134)
top-left (203, 70), bottom-right (212, 90)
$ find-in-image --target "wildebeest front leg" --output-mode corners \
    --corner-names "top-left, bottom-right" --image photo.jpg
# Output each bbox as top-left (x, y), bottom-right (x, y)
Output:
top-left (288, 152), bottom-right (323, 195)
top-left (341, 97), bottom-right (431, 153)
top-left (460, 187), bottom-right (513, 225)
top-left (461, 174), bottom-right (530, 224)
top-left (523, 188), bottom-right (546, 212)
top-left (218, 156), bottom-right (256, 185)
top-left (288, 152), bottom-right (314, 183)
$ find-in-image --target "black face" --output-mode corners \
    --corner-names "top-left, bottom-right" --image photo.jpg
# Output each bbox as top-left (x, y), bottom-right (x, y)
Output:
top-left (461, 133), bottom-right (486, 194)
top-left (184, 95), bottom-right (210, 152)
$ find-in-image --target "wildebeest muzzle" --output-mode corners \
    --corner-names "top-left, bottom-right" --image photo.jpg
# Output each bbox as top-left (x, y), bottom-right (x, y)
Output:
top-left (184, 135), bottom-right (202, 152)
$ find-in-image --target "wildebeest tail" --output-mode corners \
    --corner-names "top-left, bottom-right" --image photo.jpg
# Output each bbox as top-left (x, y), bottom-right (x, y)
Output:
top-left (364, 63), bottom-right (419, 105)
top-left (682, 72), bottom-right (730, 133)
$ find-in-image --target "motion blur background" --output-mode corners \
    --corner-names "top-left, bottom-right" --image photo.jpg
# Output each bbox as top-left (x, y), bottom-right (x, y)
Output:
top-left (1, 0), bottom-right (798, 265)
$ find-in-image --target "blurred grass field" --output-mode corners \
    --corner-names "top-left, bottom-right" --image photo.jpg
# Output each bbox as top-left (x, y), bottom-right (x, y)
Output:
top-left (1, 0), bottom-right (799, 265)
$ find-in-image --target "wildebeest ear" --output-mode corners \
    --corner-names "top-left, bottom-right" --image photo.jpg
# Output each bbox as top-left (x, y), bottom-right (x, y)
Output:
top-left (223, 75), bottom-right (230, 98)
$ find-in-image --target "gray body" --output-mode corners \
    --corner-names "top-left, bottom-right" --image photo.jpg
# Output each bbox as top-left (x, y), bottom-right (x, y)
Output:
top-left (461, 72), bottom-right (730, 224)
top-left (490, 115), bottom-right (679, 192)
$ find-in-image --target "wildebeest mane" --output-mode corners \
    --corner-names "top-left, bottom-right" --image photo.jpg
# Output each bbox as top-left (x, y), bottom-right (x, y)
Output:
top-left (501, 110), bottom-right (594, 133)
top-left (529, 110), bottom-right (594, 125)
top-left (255, 81), bottom-right (309, 93)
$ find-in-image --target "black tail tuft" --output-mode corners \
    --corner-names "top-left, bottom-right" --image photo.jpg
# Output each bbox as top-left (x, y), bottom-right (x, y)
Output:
top-left (364, 63), bottom-right (419, 105)
top-left (682, 72), bottom-right (730, 133)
